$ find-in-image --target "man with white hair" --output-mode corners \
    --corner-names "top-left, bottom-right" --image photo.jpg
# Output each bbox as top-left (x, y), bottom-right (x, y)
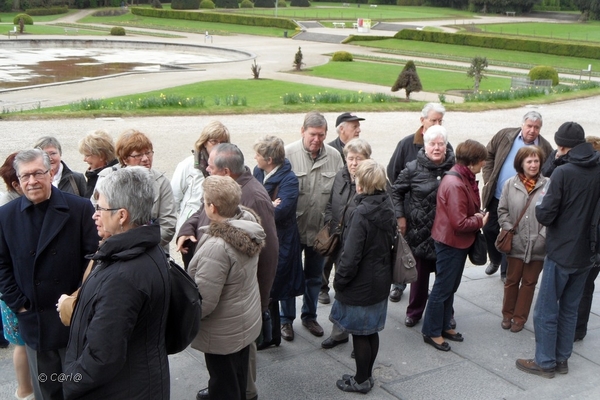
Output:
top-left (328, 112), bottom-right (365, 164)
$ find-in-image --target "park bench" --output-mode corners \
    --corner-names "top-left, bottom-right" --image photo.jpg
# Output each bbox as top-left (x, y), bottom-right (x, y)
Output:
top-left (580, 64), bottom-right (592, 81)
top-left (505, 11), bottom-right (516, 16)
top-left (8, 26), bottom-right (18, 38)
top-left (343, 3), bottom-right (350, 6)
top-left (333, 22), bottom-right (345, 28)
top-left (511, 77), bottom-right (552, 89)
top-left (370, 4), bottom-right (377, 7)
top-left (352, 22), bottom-right (359, 29)
top-left (64, 27), bottom-right (79, 34)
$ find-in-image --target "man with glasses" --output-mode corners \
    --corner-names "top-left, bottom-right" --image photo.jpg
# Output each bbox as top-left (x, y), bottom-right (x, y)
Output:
top-left (0, 149), bottom-right (97, 400)
top-left (386, 103), bottom-right (451, 305)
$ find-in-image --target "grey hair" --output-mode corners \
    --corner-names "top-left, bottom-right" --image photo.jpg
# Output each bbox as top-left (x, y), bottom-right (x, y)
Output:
top-left (96, 166), bottom-right (154, 227)
top-left (343, 138), bottom-right (372, 159)
top-left (213, 143), bottom-right (245, 176)
top-left (302, 111), bottom-right (328, 132)
top-left (423, 125), bottom-right (448, 145)
top-left (253, 135), bottom-right (285, 166)
top-left (522, 111), bottom-right (543, 125)
top-left (33, 136), bottom-right (63, 155)
top-left (14, 149), bottom-right (51, 175)
top-left (421, 102), bottom-right (446, 118)
top-left (336, 122), bottom-right (346, 135)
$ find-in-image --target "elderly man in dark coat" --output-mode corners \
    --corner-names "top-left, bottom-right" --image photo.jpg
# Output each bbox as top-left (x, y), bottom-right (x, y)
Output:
top-left (0, 149), bottom-right (97, 400)
top-left (177, 143), bottom-right (278, 400)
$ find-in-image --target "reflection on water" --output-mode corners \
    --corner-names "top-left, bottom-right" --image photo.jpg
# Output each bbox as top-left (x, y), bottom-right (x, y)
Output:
top-left (0, 57), bottom-right (146, 89)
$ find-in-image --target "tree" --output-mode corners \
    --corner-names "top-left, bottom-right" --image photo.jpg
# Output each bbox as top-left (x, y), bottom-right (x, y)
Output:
top-left (391, 60), bottom-right (422, 100)
top-left (469, 0), bottom-right (541, 13)
top-left (573, 0), bottom-right (600, 20)
top-left (467, 56), bottom-right (488, 92)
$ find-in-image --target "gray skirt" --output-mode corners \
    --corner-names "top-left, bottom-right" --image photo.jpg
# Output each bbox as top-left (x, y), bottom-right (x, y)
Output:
top-left (329, 298), bottom-right (388, 336)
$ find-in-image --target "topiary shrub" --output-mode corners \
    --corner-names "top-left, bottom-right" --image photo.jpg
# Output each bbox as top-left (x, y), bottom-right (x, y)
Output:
top-left (391, 60), bottom-right (422, 100)
top-left (151, 0), bottom-right (163, 8)
top-left (255, 0), bottom-right (275, 7)
top-left (529, 65), bottom-right (559, 86)
top-left (200, 0), bottom-right (216, 8)
top-left (331, 51), bottom-right (353, 62)
top-left (110, 26), bottom-right (126, 36)
top-left (277, 0), bottom-right (287, 6)
top-left (171, 0), bottom-right (201, 9)
top-left (240, 0), bottom-right (254, 7)
top-left (290, 0), bottom-right (310, 6)
top-left (13, 14), bottom-right (33, 25)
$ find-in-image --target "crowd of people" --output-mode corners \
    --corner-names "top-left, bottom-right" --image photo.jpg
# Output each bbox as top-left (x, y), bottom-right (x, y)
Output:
top-left (1, 104), bottom-right (599, 399)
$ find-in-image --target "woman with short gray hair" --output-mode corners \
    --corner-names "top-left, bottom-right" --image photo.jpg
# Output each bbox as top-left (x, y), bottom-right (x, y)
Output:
top-left (63, 166), bottom-right (170, 399)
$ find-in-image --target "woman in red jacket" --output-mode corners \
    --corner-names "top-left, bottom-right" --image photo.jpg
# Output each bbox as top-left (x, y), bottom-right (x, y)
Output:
top-left (422, 140), bottom-right (489, 351)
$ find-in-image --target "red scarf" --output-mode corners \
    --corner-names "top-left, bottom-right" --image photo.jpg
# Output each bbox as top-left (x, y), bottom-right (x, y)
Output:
top-left (518, 173), bottom-right (537, 194)
top-left (453, 164), bottom-right (480, 199)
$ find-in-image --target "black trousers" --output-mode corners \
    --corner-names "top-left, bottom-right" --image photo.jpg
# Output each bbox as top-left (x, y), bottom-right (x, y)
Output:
top-left (482, 197), bottom-right (507, 275)
top-left (25, 345), bottom-right (66, 400)
top-left (575, 265), bottom-right (600, 338)
top-left (205, 344), bottom-right (250, 400)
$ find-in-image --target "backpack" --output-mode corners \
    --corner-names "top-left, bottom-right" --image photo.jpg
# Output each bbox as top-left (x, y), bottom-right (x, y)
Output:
top-left (165, 258), bottom-right (202, 355)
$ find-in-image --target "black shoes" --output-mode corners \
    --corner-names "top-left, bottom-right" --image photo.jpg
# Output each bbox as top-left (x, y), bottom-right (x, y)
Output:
top-left (257, 338), bottom-right (281, 350)
top-left (442, 330), bottom-right (464, 342)
top-left (196, 387), bottom-right (209, 400)
top-left (556, 360), bottom-right (569, 374)
top-left (423, 335), bottom-right (451, 352)
top-left (321, 336), bottom-right (349, 349)
top-left (336, 376), bottom-right (372, 394)
top-left (405, 316), bottom-right (418, 327)
top-left (485, 262), bottom-right (500, 275)
top-left (389, 287), bottom-right (403, 302)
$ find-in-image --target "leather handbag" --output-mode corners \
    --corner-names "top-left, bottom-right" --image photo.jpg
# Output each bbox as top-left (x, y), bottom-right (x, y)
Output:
top-left (495, 194), bottom-right (535, 254)
top-left (392, 231), bottom-right (417, 285)
top-left (468, 230), bottom-right (488, 266)
top-left (314, 221), bottom-right (341, 257)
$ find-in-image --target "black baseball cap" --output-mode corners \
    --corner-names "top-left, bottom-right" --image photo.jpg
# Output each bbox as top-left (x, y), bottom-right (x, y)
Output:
top-left (336, 112), bottom-right (365, 127)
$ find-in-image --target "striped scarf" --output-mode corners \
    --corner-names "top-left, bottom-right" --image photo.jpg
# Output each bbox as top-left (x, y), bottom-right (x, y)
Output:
top-left (518, 173), bottom-right (537, 194)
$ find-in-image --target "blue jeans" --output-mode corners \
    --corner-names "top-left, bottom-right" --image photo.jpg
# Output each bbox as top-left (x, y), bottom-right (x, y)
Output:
top-left (533, 257), bottom-right (592, 369)
top-left (422, 242), bottom-right (468, 338)
top-left (280, 244), bottom-right (324, 324)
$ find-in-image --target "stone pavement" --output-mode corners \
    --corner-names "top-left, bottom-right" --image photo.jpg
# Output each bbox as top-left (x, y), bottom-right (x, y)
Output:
top-left (1, 11), bottom-right (600, 400)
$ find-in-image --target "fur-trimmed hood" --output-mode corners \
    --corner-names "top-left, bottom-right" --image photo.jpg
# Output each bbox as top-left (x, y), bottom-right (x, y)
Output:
top-left (202, 206), bottom-right (265, 257)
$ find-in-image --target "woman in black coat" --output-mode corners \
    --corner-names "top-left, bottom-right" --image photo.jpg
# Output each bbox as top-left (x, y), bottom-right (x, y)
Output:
top-left (63, 167), bottom-right (170, 400)
top-left (330, 160), bottom-right (396, 394)
top-left (392, 125), bottom-right (455, 328)
top-left (253, 135), bottom-right (304, 350)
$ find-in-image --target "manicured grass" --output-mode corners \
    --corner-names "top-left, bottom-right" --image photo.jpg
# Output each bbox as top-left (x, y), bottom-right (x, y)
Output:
top-left (78, 10), bottom-right (288, 37)
top-left (306, 60), bottom-right (510, 93)
top-left (231, 3), bottom-right (475, 20)
top-left (353, 38), bottom-right (600, 73)
top-left (473, 21), bottom-right (600, 43)
top-left (0, 9), bottom-right (79, 23)
top-left (8, 79), bottom-right (407, 118)
top-left (2, 24), bottom-right (107, 36)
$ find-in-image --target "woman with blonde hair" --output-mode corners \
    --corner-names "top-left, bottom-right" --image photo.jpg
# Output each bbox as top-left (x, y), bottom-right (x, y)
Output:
top-left (78, 130), bottom-right (118, 198)
top-left (171, 121), bottom-right (230, 233)
top-left (331, 160), bottom-right (396, 394)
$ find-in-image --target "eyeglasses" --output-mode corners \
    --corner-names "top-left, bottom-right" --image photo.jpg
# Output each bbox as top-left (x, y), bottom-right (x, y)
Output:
top-left (18, 169), bottom-right (49, 182)
top-left (128, 151), bottom-right (154, 160)
top-left (94, 204), bottom-right (120, 213)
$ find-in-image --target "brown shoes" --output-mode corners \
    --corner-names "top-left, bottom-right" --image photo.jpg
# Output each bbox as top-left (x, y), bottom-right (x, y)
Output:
top-left (302, 319), bottom-right (324, 337)
top-left (281, 323), bottom-right (294, 341)
top-left (510, 321), bottom-right (524, 333)
top-left (516, 359), bottom-right (555, 379)
top-left (501, 318), bottom-right (511, 330)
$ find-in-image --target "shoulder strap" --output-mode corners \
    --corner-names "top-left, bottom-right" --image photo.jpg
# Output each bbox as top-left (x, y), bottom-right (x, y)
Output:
top-left (68, 175), bottom-right (80, 196)
top-left (513, 194), bottom-right (535, 230)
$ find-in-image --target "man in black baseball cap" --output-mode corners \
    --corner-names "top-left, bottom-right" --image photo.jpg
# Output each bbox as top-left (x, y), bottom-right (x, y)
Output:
top-left (328, 112), bottom-right (365, 164)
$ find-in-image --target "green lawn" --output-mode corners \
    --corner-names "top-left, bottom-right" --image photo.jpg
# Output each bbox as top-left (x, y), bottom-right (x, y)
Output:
top-left (0, 9), bottom-right (79, 23)
top-left (473, 21), bottom-right (600, 43)
top-left (15, 79), bottom-right (406, 118)
top-left (354, 39), bottom-right (600, 73)
top-left (1, 24), bottom-right (108, 36)
top-left (78, 11), bottom-right (288, 37)
top-left (306, 60), bottom-right (510, 93)
top-left (232, 3), bottom-right (475, 20)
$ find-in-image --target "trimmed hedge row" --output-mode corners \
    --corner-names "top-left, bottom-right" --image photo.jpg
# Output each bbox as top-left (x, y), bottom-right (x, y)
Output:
top-left (130, 7), bottom-right (298, 30)
top-left (25, 6), bottom-right (68, 16)
top-left (343, 35), bottom-right (392, 44)
top-left (394, 29), bottom-right (600, 59)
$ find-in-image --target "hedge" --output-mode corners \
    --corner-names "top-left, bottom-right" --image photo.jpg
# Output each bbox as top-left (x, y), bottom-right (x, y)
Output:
top-left (130, 7), bottom-right (298, 30)
top-left (25, 6), bottom-right (68, 16)
top-left (394, 29), bottom-right (600, 59)
top-left (343, 35), bottom-right (393, 44)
